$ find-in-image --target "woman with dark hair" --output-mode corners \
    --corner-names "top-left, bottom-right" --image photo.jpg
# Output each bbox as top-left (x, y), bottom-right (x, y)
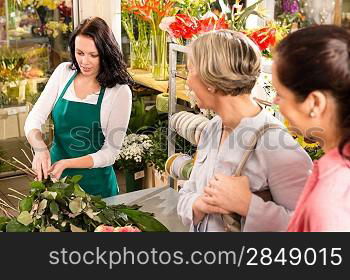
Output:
top-left (272, 25), bottom-right (350, 231)
top-left (24, 17), bottom-right (133, 198)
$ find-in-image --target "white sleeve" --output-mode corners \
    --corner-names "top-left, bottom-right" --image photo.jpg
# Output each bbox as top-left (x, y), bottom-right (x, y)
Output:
top-left (89, 85), bottom-right (132, 168)
top-left (177, 124), bottom-right (211, 228)
top-left (24, 63), bottom-right (68, 137)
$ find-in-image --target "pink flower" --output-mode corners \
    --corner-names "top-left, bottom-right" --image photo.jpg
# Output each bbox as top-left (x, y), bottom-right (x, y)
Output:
top-left (114, 226), bottom-right (141, 232)
top-left (94, 225), bottom-right (115, 232)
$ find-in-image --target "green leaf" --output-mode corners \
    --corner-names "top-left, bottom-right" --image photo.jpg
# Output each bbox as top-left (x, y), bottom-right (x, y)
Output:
top-left (42, 191), bottom-right (57, 200)
top-left (71, 175), bottom-right (83, 184)
top-left (64, 184), bottom-right (75, 197)
top-left (19, 197), bottom-right (33, 212)
top-left (117, 208), bottom-right (169, 232)
top-left (37, 199), bottom-right (48, 215)
top-left (74, 184), bottom-right (86, 197)
top-left (49, 201), bottom-right (59, 215)
top-left (17, 211), bottom-right (33, 226)
top-left (69, 197), bottom-right (84, 214)
top-left (0, 216), bottom-right (10, 231)
top-left (6, 219), bottom-right (30, 232)
top-left (30, 181), bottom-right (45, 191)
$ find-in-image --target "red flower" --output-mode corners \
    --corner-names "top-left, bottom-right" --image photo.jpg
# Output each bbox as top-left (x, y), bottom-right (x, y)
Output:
top-left (197, 16), bottom-right (229, 34)
top-left (248, 27), bottom-right (277, 51)
top-left (168, 14), bottom-right (199, 40)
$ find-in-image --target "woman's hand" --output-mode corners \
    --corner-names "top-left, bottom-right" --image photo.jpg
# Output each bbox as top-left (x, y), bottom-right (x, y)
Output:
top-left (48, 159), bottom-right (70, 180)
top-left (203, 174), bottom-right (252, 217)
top-left (192, 194), bottom-right (230, 225)
top-left (32, 149), bottom-right (51, 181)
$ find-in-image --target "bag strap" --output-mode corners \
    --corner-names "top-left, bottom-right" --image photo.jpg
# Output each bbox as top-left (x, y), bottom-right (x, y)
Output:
top-left (234, 123), bottom-right (281, 176)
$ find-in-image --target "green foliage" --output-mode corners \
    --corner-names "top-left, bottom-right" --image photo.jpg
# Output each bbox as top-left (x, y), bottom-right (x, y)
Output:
top-left (128, 96), bottom-right (160, 134)
top-left (229, 0), bottom-right (265, 31)
top-left (174, 0), bottom-right (213, 18)
top-left (305, 147), bottom-right (325, 161)
top-left (0, 176), bottom-right (169, 232)
top-left (146, 120), bottom-right (196, 173)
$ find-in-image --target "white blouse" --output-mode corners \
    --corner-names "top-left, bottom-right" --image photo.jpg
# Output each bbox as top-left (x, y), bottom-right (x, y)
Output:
top-left (177, 109), bottom-right (313, 232)
top-left (24, 62), bottom-right (132, 168)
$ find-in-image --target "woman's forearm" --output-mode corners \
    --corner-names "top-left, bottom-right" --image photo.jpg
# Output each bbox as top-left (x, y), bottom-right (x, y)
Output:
top-left (65, 155), bottom-right (94, 169)
top-left (27, 129), bottom-right (48, 152)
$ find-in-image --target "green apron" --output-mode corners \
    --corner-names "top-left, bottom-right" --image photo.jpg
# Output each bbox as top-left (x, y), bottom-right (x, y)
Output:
top-left (50, 71), bottom-right (118, 198)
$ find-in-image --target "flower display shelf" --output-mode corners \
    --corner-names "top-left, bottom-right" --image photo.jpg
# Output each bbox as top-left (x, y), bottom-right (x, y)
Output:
top-left (128, 68), bottom-right (189, 102)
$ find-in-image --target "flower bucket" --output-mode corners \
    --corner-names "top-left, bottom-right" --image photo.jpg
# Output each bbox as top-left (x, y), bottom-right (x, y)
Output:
top-left (124, 169), bottom-right (143, 193)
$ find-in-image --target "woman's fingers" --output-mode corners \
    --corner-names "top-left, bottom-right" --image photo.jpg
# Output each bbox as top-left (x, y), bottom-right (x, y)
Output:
top-left (41, 160), bottom-right (48, 180)
top-left (36, 163), bottom-right (43, 181)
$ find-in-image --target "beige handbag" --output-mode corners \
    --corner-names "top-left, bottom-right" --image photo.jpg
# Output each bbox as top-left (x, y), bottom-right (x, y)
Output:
top-left (222, 123), bottom-right (281, 232)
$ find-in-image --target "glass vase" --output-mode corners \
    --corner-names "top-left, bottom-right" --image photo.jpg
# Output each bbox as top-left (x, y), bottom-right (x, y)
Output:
top-left (130, 39), bottom-right (151, 71)
top-left (151, 30), bottom-right (168, 81)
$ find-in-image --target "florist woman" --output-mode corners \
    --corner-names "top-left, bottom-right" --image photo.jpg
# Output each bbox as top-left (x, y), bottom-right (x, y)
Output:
top-left (24, 17), bottom-right (133, 198)
top-left (177, 30), bottom-right (312, 232)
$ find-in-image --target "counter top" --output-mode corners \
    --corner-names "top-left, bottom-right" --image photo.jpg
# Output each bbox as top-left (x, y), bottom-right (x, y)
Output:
top-left (104, 186), bottom-right (189, 232)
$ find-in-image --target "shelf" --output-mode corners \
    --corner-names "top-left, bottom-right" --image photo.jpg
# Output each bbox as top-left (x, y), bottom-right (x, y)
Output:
top-left (128, 68), bottom-right (189, 102)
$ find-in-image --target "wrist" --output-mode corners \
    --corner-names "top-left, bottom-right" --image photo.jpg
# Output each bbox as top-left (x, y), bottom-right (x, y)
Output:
top-left (238, 192), bottom-right (252, 217)
top-left (63, 159), bottom-right (73, 169)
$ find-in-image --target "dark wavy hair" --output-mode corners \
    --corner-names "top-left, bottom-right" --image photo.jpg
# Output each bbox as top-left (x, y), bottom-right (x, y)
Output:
top-left (275, 25), bottom-right (350, 160)
top-left (69, 17), bottom-right (134, 88)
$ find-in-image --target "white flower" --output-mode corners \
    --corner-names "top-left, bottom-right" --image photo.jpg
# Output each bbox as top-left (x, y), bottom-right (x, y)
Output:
top-left (118, 134), bottom-right (152, 163)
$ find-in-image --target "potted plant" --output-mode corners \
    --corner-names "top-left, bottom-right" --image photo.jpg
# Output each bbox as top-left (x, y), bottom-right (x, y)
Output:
top-left (115, 134), bottom-right (153, 192)
top-left (128, 96), bottom-right (160, 134)
top-left (145, 120), bottom-right (197, 187)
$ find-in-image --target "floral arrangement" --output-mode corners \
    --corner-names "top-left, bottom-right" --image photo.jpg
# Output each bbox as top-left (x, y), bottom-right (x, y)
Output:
top-left (44, 20), bottom-right (72, 38)
top-left (0, 175), bottom-right (168, 232)
top-left (124, 0), bottom-right (177, 80)
top-left (284, 119), bottom-right (325, 161)
top-left (160, 14), bottom-right (229, 44)
top-left (17, 0), bottom-right (62, 10)
top-left (245, 22), bottom-right (288, 58)
top-left (174, 0), bottom-right (213, 18)
top-left (0, 152), bottom-right (168, 232)
top-left (0, 47), bottom-right (27, 83)
top-left (275, 0), bottom-right (307, 32)
top-left (116, 134), bottom-right (153, 172)
top-left (122, 0), bottom-right (151, 70)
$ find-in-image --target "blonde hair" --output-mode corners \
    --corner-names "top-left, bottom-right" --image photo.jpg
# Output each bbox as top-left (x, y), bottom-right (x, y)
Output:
top-left (189, 29), bottom-right (261, 96)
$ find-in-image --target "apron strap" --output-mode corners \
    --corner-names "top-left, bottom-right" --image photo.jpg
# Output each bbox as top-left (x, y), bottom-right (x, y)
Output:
top-left (97, 87), bottom-right (106, 106)
top-left (58, 71), bottom-right (78, 101)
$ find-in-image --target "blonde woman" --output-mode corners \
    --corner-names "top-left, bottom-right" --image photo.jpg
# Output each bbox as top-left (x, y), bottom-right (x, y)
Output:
top-left (177, 30), bottom-right (313, 232)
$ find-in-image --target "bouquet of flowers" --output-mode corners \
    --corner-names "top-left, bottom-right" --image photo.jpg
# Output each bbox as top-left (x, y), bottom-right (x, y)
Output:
top-left (18, 0), bottom-right (62, 10)
top-left (122, 0), bottom-right (151, 70)
top-left (116, 134), bottom-right (153, 172)
top-left (246, 22), bottom-right (288, 58)
top-left (0, 175), bottom-right (168, 232)
top-left (160, 14), bottom-right (229, 44)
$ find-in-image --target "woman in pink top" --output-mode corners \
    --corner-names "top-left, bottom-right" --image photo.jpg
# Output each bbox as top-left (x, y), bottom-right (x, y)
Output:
top-left (272, 25), bottom-right (350, 231)
top-left (203, 25), bottom-right (350, 232)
